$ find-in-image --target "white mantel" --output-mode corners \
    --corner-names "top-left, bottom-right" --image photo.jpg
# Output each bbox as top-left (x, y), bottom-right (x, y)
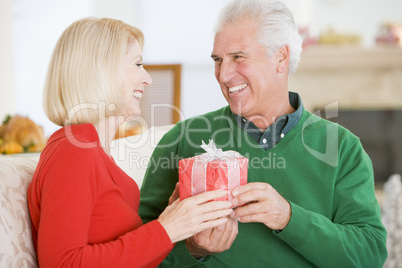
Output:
top-left (290, 46), bottom-right (402, 112)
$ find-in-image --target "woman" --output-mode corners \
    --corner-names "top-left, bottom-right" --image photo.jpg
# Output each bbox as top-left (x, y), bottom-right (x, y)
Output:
top-left (27, 17), bottom-right (232, 267)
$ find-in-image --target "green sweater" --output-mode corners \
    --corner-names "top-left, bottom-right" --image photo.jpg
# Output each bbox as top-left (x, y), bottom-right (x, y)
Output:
top-left (139, 106), bottom-right (387, 267)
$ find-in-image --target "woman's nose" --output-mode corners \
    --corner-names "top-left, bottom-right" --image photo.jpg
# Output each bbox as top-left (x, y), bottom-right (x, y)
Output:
top-left (142, 68), bottom-right (152, 86)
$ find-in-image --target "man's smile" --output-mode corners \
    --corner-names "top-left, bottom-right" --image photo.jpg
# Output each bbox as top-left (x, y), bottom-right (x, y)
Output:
top-left (228, 83), bottom-right (248, 94)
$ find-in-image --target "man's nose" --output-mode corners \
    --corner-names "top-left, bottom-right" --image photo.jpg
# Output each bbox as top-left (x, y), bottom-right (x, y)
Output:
top-left (219, 60), bottom-right (235, 84)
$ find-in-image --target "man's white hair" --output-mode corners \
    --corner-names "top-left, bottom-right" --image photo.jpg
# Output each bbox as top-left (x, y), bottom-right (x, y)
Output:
top-left (215, 0), bottom-right (303, 75)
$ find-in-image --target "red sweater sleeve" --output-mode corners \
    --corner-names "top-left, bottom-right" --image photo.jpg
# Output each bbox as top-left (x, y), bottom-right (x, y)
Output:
top-left (28, 126), bottom-right (173, 267)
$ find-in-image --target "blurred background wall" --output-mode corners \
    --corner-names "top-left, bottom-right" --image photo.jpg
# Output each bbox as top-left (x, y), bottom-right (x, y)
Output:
top-left (1, 0), bottom-right (402, 136)
top-left (0, 0), bottom-right (15, 121)
top-left (1, 0), bottom-right (402, 182)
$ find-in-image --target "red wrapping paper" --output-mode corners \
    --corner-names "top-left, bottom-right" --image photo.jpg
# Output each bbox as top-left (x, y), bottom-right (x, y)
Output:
top-left (179, 154), bottom-right (248, 203)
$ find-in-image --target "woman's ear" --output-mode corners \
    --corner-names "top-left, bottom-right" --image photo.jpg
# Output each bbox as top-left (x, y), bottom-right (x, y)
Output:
top-left (277, 45), bottom-right (290, 73)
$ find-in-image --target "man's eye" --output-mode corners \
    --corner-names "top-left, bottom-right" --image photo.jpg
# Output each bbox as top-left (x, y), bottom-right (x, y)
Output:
top-left (213, 58), bottom-right (222, 63)
top-left (233, 55), bottom-right (242, 60)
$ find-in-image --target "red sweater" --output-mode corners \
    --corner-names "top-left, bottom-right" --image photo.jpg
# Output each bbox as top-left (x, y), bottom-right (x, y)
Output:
top-left (28, 124), bottom-right (173, 267)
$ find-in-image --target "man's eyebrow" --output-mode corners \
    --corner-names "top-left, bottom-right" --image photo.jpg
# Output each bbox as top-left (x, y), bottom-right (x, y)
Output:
top-left (229, 51), bottom-right (246, 56)
top-left (211, 51), bottom-right (247, 59)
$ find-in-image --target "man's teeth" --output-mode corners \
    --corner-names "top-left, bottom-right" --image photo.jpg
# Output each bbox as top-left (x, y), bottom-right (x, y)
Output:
top-left (133, 91), bottom-right (142, 100)
top-left (229, 84), bottom-right (247, 93)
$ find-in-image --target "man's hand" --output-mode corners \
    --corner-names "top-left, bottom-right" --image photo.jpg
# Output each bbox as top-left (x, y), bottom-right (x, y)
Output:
top-left (185, 216), bottom-right (238, 258)
top-left (231, 182), bottom-right (291, 230)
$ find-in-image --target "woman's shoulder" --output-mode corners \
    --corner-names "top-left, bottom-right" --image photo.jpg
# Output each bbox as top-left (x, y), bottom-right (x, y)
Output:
top-left (47, 124), bottom-right (100, 147)
top-left (39, 124), bottom-right (106, 171)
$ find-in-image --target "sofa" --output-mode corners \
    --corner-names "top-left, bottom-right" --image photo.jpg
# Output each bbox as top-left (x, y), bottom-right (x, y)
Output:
top-left (1, 123), bottom-right (401, 267)
top-left (0, 124), bottom-right (173, 268)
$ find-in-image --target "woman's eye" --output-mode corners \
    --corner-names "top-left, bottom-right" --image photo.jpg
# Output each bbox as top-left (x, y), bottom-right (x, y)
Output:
top-left (136, 63), bottom-right (143, 67)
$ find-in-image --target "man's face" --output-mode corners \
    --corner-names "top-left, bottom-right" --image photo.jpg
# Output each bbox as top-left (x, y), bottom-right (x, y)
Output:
top-left (211, 19), bottom-right (280, 121)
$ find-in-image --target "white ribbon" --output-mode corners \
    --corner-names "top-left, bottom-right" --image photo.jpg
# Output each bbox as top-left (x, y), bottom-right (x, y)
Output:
top-left (190, 140), bottom-right (244, 201)
top-left (200, 139), bottom-right (243, 160)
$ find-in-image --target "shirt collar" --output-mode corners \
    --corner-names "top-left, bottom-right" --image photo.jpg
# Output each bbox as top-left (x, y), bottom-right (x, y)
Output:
top-left (232, 91), bottom-right (304, 145)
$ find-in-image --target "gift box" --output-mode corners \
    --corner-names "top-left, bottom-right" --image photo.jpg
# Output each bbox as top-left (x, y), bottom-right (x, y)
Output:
top-left (179, 140), bottom-right (248, 203)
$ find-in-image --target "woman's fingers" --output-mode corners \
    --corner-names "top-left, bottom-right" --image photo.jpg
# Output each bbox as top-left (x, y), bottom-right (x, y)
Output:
top-left (187, 189), bottom-right (228, 205)
top-left (197, 217), bottom-right (229, 232)
top-left (159, 189), bottom-right (235, 243)
top-left (182, 190), bottom-right (232, 214)
top-left (168, 182), bottom-right (180, 205)
top-left (199, 208), bottom-right (233, 222)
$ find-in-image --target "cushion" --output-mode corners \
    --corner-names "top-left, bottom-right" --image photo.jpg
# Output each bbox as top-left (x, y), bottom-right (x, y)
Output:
top-left (111, 124), bottom-right (174, 188)
top-left (0, 156), bottom-right (39, 268)
top-left (382, 174), bottom-right (402, 267)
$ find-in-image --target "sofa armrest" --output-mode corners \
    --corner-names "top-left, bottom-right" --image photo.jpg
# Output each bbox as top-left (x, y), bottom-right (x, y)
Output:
top-left (0, 155), bottom-right (39, 267)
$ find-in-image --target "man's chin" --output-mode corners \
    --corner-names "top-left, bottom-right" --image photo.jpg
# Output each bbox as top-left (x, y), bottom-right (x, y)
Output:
top-left (229, 104), bottom-right (246, 116)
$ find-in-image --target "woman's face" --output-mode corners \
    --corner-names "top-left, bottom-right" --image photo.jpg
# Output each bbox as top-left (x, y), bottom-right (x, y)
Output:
top-left (121, 39), bottom-right (152, 119)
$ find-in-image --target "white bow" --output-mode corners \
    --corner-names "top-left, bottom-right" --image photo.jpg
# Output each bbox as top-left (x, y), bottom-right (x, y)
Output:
top-left (200, 139), bottom-right (243, 160)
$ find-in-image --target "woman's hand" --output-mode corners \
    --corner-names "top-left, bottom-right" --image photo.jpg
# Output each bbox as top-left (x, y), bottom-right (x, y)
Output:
top-left (158, 190), bottom-right (233, 243)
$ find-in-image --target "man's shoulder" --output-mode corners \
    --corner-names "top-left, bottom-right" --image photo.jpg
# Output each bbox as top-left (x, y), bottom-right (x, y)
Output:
top-left (300, 110), bottom-right (361, 148)
top-left (156, 106), bottom-right (232, 150)
top-left (184, 106), bottom-right (231, 123)
top-left (170, 106), bottom-right (232, 131)
top-left (301, 110), bottom-right (357, 135)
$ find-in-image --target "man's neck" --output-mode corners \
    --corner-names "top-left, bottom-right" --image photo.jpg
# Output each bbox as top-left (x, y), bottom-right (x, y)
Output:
top-left (242, 97), bottom-right (295, 131)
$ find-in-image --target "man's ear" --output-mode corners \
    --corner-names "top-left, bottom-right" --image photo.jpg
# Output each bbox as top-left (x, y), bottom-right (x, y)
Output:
top-left (277, 45), bottom-right (290, 73)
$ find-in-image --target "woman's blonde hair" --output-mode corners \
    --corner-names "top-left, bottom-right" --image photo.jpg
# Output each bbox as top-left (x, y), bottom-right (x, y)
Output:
top-left (43, 17), bottom-right (144, 126)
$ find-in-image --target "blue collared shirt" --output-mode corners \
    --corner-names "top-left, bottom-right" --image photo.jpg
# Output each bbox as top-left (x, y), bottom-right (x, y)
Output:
top-left (232, 91), bottom-right (304, 150)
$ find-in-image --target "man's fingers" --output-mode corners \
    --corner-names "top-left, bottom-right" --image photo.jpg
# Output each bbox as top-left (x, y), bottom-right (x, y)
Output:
top-left (214, 215), bottom-right (233, 232)
top-left (232, 189), bottom-right (267, 207)
top-left (190, 216), bottom-right (239, 254)
top-left (227, 219), bottom-right (238, 247)
top-left (232, 182), bottom-right (271, 197)
top-left (236, 213), bottom-right (263, 224)
top-left (233, 201), bottom-right (265, 217)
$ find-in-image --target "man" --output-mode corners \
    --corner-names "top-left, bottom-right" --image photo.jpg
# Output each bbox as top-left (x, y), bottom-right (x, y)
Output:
top-left (139, 0), bottom-right (387, 267)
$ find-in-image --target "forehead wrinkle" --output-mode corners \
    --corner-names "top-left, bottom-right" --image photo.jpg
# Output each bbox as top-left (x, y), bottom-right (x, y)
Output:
top-left (211, 50), bottom-right (248, 59)
top-left (229, 51), bottom-right (246, 56)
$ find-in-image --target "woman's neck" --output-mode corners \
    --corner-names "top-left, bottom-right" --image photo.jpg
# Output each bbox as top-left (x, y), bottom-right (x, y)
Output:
top-left (93, 116), bottom-right (125, 157)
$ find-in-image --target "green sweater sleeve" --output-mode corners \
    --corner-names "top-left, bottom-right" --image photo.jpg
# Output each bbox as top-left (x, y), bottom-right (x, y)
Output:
top-left (139, 125), bottom-right (180, 224)
top-left (275, 139), bottom-right (387, 267)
